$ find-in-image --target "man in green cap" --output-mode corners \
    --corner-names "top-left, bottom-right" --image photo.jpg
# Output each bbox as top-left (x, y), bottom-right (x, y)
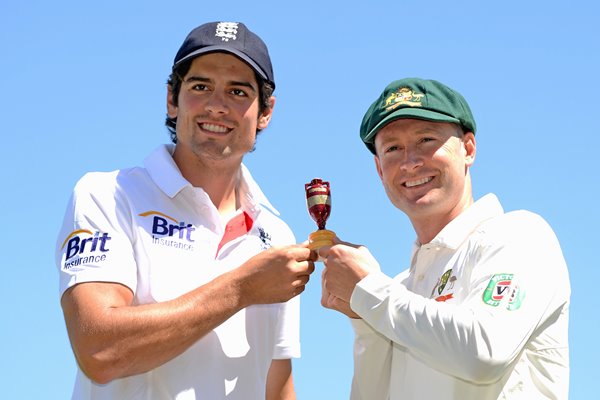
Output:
top-left (319, 78), bottom-right (570, 399)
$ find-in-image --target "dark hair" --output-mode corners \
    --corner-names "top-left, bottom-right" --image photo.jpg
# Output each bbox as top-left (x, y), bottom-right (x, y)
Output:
top-left (165, 57), bottom-right (275, 144)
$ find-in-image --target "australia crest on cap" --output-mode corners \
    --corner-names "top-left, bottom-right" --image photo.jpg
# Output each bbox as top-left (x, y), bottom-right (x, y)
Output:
top-left (384, 87), bottom-right (425, 111)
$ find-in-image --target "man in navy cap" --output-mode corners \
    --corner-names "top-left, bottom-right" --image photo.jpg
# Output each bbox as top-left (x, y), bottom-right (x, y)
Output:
top-left (320, 78), bottom-right (570, 399)
top-left (56, 21), bottom-right (315, 399)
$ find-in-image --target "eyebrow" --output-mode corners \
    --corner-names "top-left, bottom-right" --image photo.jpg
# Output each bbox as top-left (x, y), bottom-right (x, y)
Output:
top-left (184, 76), bottom-right (257, 93)
top-left (414, 129), bottom-right (440, 135)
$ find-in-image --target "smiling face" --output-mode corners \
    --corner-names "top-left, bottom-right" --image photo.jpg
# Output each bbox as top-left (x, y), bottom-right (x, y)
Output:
top-left (168, 52), bottom-right (274, 168)
top-left (374, 118), bottom-right (476, 239)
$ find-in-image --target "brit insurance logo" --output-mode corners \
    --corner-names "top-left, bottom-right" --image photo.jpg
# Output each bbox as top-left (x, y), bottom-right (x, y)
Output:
top-left (61, 229), bottom-right (112, 270)
top-left (139, 210), bottom-right (196, 251)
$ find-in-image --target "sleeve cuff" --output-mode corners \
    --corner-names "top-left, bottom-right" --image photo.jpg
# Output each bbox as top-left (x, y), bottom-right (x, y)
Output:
top-left (350, 271), bottom-right (394, 317)
top-left (350, 318), bottom-right (377, 335)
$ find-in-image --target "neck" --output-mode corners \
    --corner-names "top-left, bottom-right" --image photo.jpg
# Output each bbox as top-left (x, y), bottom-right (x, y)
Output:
top-left (173, 147), bottom-right (242, 215)
top-left (411, 213), bottom-right (456, 245)
top-left (412, 183), bottom-right (474, 245)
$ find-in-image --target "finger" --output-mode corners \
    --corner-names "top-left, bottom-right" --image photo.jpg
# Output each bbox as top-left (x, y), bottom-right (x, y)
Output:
top-left (330, 295), bottom-right (346, 310)
top-left (332, 236), bottom-right (353, 246)
top-left (295, 246), bottom-right (314, 260)
top-left (321, 290), bottom-right (336, 309)
top-left (295, 260), bottom-right (316, 275)
top-left (321, 293), bottom-right (331, 308)
top-left (323, 275), bottom-right (332, 294)
top-left (321, 265), bottom-right (330, 286)
top-left (307, 260), bottom-right (316, 274)
top-left (292, 274), bottom-right (310, 288)
top-left (318, 245), bottom-right (332, 259)
top-left (329, 294), bottom-right (341, 310)
top-left (293, 286), bottom-right (305, 297)
top-left (332, 237), bottom-right (363, 249)
top-left (307, 249), bottom-right (319, 262)
top-left (320, 270), bottom-right (329, 299)
top-left (283, 245), bottom-right (313, 261)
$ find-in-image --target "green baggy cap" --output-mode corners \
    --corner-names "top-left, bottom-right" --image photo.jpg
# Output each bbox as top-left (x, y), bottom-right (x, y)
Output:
top-left (360, 78), bottom-right (476, 154)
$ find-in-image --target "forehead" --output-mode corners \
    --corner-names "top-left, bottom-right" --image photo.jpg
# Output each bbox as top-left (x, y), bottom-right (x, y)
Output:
top-left (185, 52), bottom-right (258, 83)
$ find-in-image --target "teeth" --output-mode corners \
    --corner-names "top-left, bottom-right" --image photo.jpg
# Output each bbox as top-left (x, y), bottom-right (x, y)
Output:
top-left (405, 177), bottom-right (432, 188)
top-left (201, 123), bottom-right (230, 133)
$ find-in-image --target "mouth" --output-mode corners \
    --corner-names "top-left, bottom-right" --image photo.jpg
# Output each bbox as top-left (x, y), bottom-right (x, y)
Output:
top-left (403, 176), bottom-right (433, 188)
top-left (199, 122), bottom-right (232, 134)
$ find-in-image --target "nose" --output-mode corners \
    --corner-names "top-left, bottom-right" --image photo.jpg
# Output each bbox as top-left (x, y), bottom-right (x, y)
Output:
top-left (399, 148), bottom-right (423, 171)
top-left (205, 91), bottom-right (228, 115)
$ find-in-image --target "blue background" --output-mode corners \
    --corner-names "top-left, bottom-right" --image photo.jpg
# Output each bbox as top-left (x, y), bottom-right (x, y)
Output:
top-left (1, 1), bottom-right (598, 398)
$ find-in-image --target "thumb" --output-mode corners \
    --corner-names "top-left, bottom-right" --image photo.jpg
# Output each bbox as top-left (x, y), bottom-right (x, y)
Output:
top-left (332, 236), bottom-right (344, 245)
top-left (332, 236), bottom-right (357, 247)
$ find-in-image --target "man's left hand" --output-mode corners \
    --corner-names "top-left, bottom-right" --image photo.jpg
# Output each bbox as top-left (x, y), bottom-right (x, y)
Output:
top-left (319, 238), bottom-right (380, 304)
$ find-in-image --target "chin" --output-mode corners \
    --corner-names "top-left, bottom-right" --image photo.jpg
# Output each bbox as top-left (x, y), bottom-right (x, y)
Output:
top-left (397, 196), bottom-right (441, 216)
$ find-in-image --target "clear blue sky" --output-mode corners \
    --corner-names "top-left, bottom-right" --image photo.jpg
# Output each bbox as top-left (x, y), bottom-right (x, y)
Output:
top-left (1, 1), bottom-right (598, 398)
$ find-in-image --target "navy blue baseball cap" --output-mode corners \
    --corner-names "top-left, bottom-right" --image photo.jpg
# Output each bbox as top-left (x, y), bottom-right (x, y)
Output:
top-left (173, 21), bottom-right (275, 88)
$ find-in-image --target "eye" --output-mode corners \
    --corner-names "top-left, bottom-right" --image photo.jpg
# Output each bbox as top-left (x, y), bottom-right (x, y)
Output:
top-left (230, 88), bottom-right (248, 97)
top-left (420, 137), bottom-right (435, 144)
top-left (191, 83), bottom-right (209, 91)
top-left (385, 145), bottom-right (399, 154)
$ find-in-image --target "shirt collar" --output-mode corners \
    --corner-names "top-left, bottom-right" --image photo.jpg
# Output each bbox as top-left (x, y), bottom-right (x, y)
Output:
top-left (144, 144), bottom-right (189, 198)
top-left (237, 163), bottom-right (279, 216)
top-left (417, 193), bottom-right (504, 250)
top-left (144, 144), bottom-right (279, 216)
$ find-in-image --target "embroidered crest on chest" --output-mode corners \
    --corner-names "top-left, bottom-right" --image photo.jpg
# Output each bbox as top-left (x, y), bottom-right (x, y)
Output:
top-left (431, 269), bottom-right (457, 302)
top-left (258, 227), bottom-right (272, 250)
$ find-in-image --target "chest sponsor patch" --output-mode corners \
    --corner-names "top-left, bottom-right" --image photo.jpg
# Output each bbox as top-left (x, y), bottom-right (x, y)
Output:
top-left (139, 210), bottom-right (196, 251)
top-left (482, 273), bottom-right (525, 310)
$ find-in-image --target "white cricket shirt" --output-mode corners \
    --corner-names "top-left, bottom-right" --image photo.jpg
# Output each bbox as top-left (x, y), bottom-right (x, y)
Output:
top-left (349, 194), bottom-right (570, 400)
top-left (56, 145), bottom-right (300, 399)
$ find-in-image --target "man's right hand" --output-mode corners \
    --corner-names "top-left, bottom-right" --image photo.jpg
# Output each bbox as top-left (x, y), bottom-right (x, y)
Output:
top-left (236, 244), bottom-right (317, 306)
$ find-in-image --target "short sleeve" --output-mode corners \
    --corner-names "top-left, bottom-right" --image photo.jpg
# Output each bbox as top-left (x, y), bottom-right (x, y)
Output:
top-left (55, 172), bottom-right (138, 297)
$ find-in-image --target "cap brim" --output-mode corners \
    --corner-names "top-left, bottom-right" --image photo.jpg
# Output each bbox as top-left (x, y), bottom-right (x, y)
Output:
top-left (173, 45), bottom-right (273, 87)
top-left (364, 108), bottom-right (461, 144)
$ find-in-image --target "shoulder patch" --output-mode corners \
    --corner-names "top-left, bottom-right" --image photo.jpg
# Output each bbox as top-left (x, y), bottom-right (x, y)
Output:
top-left (482, 273), bottom-right (525, 310)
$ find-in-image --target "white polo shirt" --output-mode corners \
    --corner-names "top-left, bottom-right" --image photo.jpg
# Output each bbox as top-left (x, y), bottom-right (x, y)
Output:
top-left (349, 194), bottom-right (570, 400)
top-left (56, 145), bottom-right (300, 400)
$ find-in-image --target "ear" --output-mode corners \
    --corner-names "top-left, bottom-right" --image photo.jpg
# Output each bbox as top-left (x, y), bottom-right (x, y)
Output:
top-left (374, 154), bottom-right (384, 180)
top-left (462, 132), bottom-right (476, 167)
top-left (166, 85), bottom-right (178, 119)
top-left (257, 96), bottom-right (276, 130)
